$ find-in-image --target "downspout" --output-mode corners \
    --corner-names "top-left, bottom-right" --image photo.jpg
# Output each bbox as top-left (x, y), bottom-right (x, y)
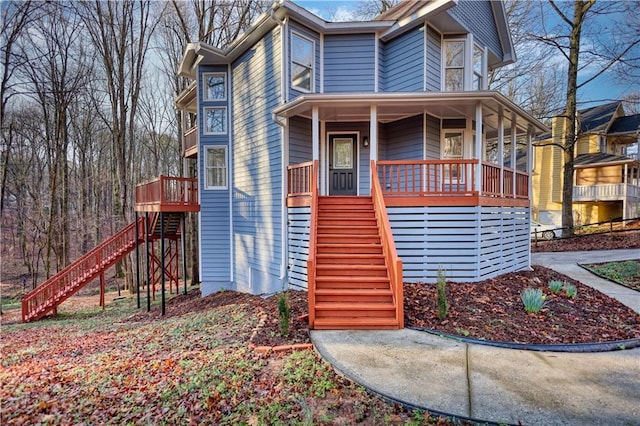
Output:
top-left (271, 5), bottom-right (290, 285)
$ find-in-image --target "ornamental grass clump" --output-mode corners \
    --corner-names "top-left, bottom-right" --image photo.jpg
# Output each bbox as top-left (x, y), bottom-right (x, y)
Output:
top-left (548, 280), bottom-right (564, 293)
top-left (563, 283), bottom-right (578, 298)
top-left (278, 291), bottom-right (291, 336)
top-left (521, 288), bottom-right (546, 313)
top-left (436, 269), bottom-right (448, 320)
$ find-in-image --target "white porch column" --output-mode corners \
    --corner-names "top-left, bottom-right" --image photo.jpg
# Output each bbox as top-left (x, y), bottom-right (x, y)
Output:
top-left (527, 127), bottom-right (533, 201)
top-left (497, 107), bottom-right (504, 196)
top-left (312, 106), bottom-right (319, 161)
top-left (511, 114), bottom-right (517, 198)
top-left (475, 103), bottom-right (483, 194)
top-left (623, 163), bottom-right (629, 221)
top-left (370, 105), bottom-right (378, 161)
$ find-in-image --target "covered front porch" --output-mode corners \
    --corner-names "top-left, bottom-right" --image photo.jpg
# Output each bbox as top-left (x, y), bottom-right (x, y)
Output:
top-left (276, 91), bottom-right (546, 204)
top-left (279, 91), bottom-right (548, 287)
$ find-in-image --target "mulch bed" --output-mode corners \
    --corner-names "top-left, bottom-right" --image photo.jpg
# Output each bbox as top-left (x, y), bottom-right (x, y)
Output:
top-left (532, 229), bottom-right (640, 252)
top-left (125, 264), bottom-right (640, 347)
top-left (404, 265), bottom-right (640, 345)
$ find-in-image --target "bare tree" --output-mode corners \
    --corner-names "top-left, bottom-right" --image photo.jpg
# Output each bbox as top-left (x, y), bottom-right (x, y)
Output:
top-left (354, 0), bottom-right (401, 20)
top-left (0, 1), bottom-right (41, 215)
top-left (76, 0), bottom-right (160, 291)
top-left (532, 0), bottom-right (640, 236)
top-left (19, 1), bottom-right (92, 274)
top-left (490, 0), bottom-right (565, 121)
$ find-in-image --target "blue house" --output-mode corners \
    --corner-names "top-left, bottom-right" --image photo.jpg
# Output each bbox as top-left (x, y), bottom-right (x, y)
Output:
top-left (172, 0), bottom-right (547, 329)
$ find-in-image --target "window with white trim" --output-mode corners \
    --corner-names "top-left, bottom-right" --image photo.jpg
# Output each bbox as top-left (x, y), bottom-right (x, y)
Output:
top-left (291, 32), bottom-right (314, 92)
top-left (203, 107), bottom-right (227, 134)
top-left (472, 45), bottom-right (485, 90)
top-left (205, 146), bottom-right (227, 189)
top-left (444, 40), bottom-right (465, 91)
top-left (203, 72), bottom-right (226, 101)
top-left (442, 131), bottom-right (465, 181)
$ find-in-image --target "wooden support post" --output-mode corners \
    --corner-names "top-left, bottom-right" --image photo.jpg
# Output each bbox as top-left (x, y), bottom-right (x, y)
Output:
top-left (135, 212), bottom-right (141, 309)
top-left (100, 272), bottom-right (105, 309)
top-left (161, 212), bottom-right (166, 316)
top-left (182, 213), bottom-right (187, 295)
top-left (145, 212), bottom-right (151, 312)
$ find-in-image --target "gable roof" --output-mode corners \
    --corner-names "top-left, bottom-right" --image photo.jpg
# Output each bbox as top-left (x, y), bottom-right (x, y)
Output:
top-left (374, 0), bottom-right (515, 67)
top-left (178, 0), bottom-right (515, 79)
top-left (375, 0), bottom-right (430, 21)
top-left (578, 101), bottom-right (621, 133)
top-left (608, 114), bottom-right (640, 135)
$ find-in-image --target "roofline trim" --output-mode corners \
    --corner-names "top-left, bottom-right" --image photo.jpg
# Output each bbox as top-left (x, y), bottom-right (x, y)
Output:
top-left (273, 90), bottom-right (549, 133)
top-left (379, 0), bottom-right (457, 42)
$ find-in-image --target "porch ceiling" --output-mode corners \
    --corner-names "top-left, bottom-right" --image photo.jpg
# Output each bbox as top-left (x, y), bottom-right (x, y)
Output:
top-left (273, 91), bottom-right (549, 136)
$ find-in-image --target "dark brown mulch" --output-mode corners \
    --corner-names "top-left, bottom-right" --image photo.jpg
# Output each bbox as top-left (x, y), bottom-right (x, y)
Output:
top-left (532, 229), bottom-right (640, 252)
top-left (404, 265), bottom-right (640, 345)
top-left (124, 264), bottom-right (640, 347)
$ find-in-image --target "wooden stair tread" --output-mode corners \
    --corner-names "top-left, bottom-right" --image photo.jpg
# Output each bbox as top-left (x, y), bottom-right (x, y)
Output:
top-left (315, 288), bottom-right (392, 295)
top-left (312, 317), bottom-right (400, 329)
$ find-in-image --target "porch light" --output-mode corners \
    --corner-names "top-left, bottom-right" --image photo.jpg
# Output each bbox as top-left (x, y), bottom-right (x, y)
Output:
top-left (362, 136), bottom-right (369, 147)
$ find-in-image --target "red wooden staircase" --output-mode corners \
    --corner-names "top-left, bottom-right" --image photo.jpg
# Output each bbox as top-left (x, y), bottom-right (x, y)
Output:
top-left (21, 218), bottom-right (146, 322)
top-left (309, 196), bottom-right (403, 329)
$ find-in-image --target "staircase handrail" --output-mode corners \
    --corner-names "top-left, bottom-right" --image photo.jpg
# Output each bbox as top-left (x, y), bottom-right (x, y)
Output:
top-left (306, 160), bottom-right (319, 329)
top-left (21, 217), bottom-right (146, 322)
top-left (371, 160), bottom-right (404, 328)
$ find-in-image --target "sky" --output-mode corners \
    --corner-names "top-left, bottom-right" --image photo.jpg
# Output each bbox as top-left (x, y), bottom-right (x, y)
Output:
top-left (290, 0), bottom-right (639, 111)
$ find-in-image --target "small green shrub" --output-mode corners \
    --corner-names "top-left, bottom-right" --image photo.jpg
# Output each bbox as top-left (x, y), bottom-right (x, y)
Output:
top-left (436, 269), bottom-right (448, 320)
top-left (277, 292), bottom-right (291, 336)
top-left (521, 288), bottom-right (546, 313)
top-left (548, 280), bottom-right (564, 293)
top-left (563, 283), bottom-right (577, 298)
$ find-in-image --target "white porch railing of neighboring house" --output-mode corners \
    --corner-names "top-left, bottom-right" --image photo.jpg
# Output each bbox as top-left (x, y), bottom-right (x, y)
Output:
top-left (573, 183), bottom-right (640, 201)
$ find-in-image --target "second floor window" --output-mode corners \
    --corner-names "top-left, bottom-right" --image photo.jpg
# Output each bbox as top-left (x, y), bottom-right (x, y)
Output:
top-left (203, 73), bottom-right (226, 100)
top-left (444, 40), bottom-right (465, 91)
top-left (473, 45), bottom-right (484, 90)
top-left (204, 107), bottom-right (226, 134)
top-left (291, 32), bottom-right (314, 92)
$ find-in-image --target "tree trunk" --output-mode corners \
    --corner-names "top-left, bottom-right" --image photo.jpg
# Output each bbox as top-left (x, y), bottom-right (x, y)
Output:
top-left (560, 0), bottom-right (592, 237)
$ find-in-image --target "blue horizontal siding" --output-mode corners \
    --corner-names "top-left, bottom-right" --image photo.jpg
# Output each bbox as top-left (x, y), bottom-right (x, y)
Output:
top-left (448, 0), bottom-right (503, 59)
top-left (324, 34), bottom-right (375, 93)
top-left (232, 26), bottom-right (284, 294)
top-left (425, 26), bottom-right (441, 91)
top-left (383, 115), bottom-right (424, 161)
top-left (381, 26), bottom-right (424, 92)
top-left (425, 114), bottom-right (440, 160)
top-left (289, 116), bottom-right (312, 164)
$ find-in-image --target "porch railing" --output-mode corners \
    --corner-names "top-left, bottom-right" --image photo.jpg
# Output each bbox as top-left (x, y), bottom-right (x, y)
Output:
top-left (287, 161), bottom-right (314, 198)
top-left (183, 126), bottom-right (197, 156)
top-left (482, 163), bottom-right (528, 198)
top-left (573, 183), bottom-right (640, 201)
top-left (306, 160), bottom-right (319, 329)
top-left (135, 176), bottom-right (199, 211)
top-left (371, 160), bottom-right (403, 328)
top-left (377, 159), bottom-right (477, 196)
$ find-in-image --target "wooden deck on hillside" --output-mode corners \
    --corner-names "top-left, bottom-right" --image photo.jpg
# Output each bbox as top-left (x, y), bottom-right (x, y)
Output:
top-left (134, 176), bottom-right (200, 213)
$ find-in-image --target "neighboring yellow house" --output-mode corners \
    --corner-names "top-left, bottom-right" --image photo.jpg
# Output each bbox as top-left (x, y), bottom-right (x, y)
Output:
top-left (532, 101), bottom-right (640, 226)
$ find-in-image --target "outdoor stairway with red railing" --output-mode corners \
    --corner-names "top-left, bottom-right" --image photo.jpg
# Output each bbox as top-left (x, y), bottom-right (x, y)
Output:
top-left (312, 196), bottom-right (400, 329)
top-left (20, 212), bottom-right (184, 323)
top-left (21, 218), bottom-right (146, 322)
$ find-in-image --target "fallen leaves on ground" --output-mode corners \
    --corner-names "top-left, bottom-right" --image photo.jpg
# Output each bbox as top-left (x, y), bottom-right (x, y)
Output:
top-left (1, 292), bottom-right (461, 425)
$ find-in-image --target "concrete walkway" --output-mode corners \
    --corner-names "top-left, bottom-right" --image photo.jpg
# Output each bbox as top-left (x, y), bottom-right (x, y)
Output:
top-left (311, 249), bottom-right (640, 425)
top-left (532, 249), bottom-right (639, 313)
